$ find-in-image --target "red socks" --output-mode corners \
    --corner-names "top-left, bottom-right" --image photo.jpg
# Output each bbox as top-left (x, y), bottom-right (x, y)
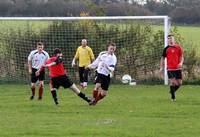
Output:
top-left (93, 90), bottom-right (98, 98)
top-left (95, 93), bottom-right (105, 102)
top-left (39, 85), bottom-right (43, 98)
top-left (31, 87), bottom-right (35, 96)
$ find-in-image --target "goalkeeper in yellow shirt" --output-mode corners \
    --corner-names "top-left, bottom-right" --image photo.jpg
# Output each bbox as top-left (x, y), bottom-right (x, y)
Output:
top-left (72, 39), bottom-right (95, 89)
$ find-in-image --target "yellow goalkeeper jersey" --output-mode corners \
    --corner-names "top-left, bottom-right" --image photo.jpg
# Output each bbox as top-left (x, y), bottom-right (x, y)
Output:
top-left (74, 46), bottom-right (95, 67)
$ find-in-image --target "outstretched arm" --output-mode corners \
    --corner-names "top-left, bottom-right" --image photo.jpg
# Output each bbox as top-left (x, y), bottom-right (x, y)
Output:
top-left (72, 48), bottom-right (79, 67)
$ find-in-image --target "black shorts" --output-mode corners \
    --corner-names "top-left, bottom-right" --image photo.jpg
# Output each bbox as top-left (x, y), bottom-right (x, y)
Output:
top-left (31, 68), bottom-right (45, 83)
top-left (167, 70), bottom-right (182, 79)
top-left (51, 75), bottom-right (73, 89)
top-left (95, 73), bottom-right (110, 91)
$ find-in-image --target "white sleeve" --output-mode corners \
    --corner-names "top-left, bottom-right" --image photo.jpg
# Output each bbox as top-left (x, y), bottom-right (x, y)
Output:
top-left (45, 52), bottom-right (50, 60)
top-left (28, 51), bottom-right (33, 61)
top-left (108, 55), bottom-right (117, 72)
top-left (88, 53), bottom-right (101, 69)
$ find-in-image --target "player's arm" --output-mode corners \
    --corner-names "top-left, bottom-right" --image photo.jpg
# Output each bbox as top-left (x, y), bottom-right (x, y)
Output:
top-left (160, 48), bottom-right (167, 72)
top-left (87, 53), bottom-right (101, 69)
top-left (36, 56), bottom-right (62, 76)
top-left (104, 57), bottom-right (117, 73)
top-left (46, 52), bottom-right (50, 60)
top-left (89, 48), bottom-right (95, 62)
top-left (46, 56), bottom-right (63, 67)
top-left (179, 56), bottom-right (184, 68)
top-left (160, 57), bottom-right (165, 72)
top-left (35, 65), bottom-right (46, 76)
top-left (72, 48), bottom-right (79, 67)
top-left (27, 52), bottom-right (33, 74)
top-left (178, 46), bottom-right (184, 68)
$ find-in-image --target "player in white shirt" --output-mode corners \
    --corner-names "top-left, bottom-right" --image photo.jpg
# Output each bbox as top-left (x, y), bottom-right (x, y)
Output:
top-left (87, 42), bottom-right (117, 105)
top-left (28, 42), bottom-right (49, 100)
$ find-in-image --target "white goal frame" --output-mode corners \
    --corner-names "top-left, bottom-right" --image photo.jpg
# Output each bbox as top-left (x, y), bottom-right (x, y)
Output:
top-left (0, 16), bottom-right (170, 85)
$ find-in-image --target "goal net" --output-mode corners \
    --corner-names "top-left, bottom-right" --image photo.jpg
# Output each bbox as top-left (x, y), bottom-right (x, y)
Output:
top-left (0, 16), bottom-right (170, 85)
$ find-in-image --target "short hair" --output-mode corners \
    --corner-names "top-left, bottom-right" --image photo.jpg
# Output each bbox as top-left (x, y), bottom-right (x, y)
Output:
top-left (107, 42), bottom-right (116, 47)
top-left (167, 34), bottom-right (174, 37)
top-left (37, 42), bottom-right (43, 46)
top-left (53, 48), bottom-right (61, 55)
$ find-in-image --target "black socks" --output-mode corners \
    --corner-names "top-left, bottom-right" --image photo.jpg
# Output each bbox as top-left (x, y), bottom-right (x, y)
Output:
top-left (51, 90), bottom-right (58, 105)
top-left (170, 85), bottom-right (180, 100)
top-left (170, 86), bottom-right (176, 99)
top-left (78, 92), bottom-right (91, 103)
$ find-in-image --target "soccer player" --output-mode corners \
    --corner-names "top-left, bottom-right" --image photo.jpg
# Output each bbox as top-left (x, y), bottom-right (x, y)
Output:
top-left (160, 34), bottom-right (184, 102)
top-left (28, 42), bottom-right (49, 100)
top-left (36, 48), bottom-right (92, 105)
top-left (71, 39), bottom-right (95, 89)
top-left (87, 42), bottom-right (117, 105)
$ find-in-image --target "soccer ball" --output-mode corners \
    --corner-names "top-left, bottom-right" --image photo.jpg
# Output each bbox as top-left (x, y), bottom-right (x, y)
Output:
top-left (121, 74), bottom-right (132, 84)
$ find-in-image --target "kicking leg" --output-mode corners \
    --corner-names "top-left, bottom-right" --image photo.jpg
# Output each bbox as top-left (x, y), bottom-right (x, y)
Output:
top-left (69, 84), bottom-right (92, 103)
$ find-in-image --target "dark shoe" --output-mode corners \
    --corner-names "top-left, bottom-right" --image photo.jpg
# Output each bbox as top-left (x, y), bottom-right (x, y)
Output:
top-left (30, 96), bottom-right (34, 100)
top-left (89, 98), bottom-right (96, 106)
top-left (38, 97), bottom-right (42, 100)
top-left (54, 100), bottom-right (59, 105)
top-left (55, 101), bottom-right (59, 105)
top-left (54, 98), bottom-right (59, 105)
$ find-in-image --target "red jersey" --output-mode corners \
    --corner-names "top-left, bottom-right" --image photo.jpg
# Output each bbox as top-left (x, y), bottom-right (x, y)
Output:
top-left (45, 56), bottom-right (66, 77)
top-left (162, 44), bottom-right (183, 70)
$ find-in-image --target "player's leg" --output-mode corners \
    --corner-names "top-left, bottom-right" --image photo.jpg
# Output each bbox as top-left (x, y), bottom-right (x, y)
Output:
top-left (69, 84), bottom-right (92, 103)
top-left (30, 68), bottom-right (38, 100)
top-left (51, 78), bottom-right (60, 105)
top-left (92, 74), bottom-right (110, 105)
top-left (30, 83), bottom-right (36, 100)
top-left (61, 75), bottom-right (92, 104)
top-left (38, 70), bottom-right (45, 100)
top-left (169, 78), bottom-right (176, 101)
top-left (38, 81), bottom-right (44, 100)
top-left (95, 90), bottom-right (107, 104)
top-left (174, 70), bottom-right (183, 92)
top-left (79, 67), bottom-right (84, 88)
top-left (168, 71), bottom-right (177, 101)
top-left (83, 67), bottom-right (89, 88)
top-left (92, 73), bottom-right (101, 98)
top-left (170, 70), bottom-right (182, 101)
top-left (50, 79), bottom-right (59, 105)
top-left (93, 83), bottom-right (101, 98)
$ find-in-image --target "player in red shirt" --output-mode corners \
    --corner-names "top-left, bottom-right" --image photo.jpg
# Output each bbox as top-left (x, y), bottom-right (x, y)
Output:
top-left (160, 34), bottom-right (184, 101)
top-left (36, 48), bottom-right (92, 105)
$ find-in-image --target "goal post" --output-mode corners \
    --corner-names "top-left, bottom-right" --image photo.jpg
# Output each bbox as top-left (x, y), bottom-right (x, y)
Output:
top-left (0, 16), bottom-right (170, 85)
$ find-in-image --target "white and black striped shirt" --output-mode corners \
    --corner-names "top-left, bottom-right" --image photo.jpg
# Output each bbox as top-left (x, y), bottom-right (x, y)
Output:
top-left (28, 50), bottom-right (49, 70)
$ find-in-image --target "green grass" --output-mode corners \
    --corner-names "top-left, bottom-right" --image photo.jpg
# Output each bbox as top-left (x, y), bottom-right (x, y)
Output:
top-left (0, 84), bottom-right (200, 137)
top-left (175, 26), bottom-right (200, 55)
top-left (0, 21), bottom-right (51, 34)
top-left (178, 26), bottom-right (200, 44)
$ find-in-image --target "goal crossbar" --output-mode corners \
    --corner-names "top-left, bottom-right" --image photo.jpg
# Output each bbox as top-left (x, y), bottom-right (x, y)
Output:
top-left (0, 16), bottom-right (168, 20)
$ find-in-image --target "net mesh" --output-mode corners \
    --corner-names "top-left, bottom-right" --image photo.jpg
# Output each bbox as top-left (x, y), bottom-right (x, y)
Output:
top-left (0, 18), bottom-right (165, 84)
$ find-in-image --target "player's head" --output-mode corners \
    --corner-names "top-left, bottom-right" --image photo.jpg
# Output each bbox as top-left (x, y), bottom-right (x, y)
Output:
top-left (167, 34), bottom-right (175, 46)
top-left (53, 48), bottom-right (62, 57)
top-left (107, 42), bottom-right (116, 55)
top-left (81, 39), bottom-right (87, 47)
top-left (37, 42), bottom-right (44, 53)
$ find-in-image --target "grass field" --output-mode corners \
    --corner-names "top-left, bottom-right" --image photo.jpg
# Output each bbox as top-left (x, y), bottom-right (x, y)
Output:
top-left (0, 84), bottom-right (200, 137)
top-left (176, 26), bottom-right (200, 54)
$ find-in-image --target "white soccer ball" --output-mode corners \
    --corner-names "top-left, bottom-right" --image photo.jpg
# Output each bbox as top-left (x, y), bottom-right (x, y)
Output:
top-left (121, 74), bottom-right (132, 84)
